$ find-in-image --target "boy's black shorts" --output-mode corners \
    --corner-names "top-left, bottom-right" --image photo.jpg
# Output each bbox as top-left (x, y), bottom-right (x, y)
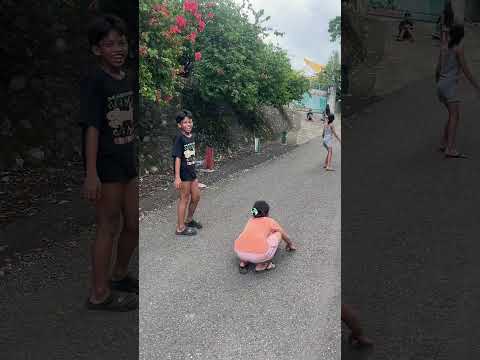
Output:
top-left (97, 152), bottom-right (138, 183)
top-left (82, 151), bottom-right (137, 184)
top-left (180, 168), bottom-right (197, 182)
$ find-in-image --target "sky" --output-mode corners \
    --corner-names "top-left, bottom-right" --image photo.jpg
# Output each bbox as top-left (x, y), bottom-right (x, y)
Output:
top-left (234, 0), bottom-right (340, 72)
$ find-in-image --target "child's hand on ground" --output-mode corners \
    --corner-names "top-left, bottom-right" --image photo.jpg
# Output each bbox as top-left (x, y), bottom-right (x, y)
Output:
top-left (174, 177), bottom-right (182, 189)
top-left (286, 243), bottom-right (297, 252)
top-left (83, 175), bottom-right (101, 202)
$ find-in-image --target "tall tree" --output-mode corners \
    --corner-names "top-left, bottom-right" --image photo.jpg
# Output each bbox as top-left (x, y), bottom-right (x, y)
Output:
top-left (315, 51), bottom-right (341, 97)
top-left (328, 16), bottom-right (341, 42)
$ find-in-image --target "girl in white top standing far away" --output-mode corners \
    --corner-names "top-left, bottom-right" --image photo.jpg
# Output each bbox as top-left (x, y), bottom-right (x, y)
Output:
top-left (436, 25), bottom-right (480, 158)
top-left (323, 114), bottom-right (341, 171)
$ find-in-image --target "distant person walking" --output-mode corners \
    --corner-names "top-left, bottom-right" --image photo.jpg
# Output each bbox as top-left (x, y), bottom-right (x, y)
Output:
top-left (436, 25), bottom-right (480, 158)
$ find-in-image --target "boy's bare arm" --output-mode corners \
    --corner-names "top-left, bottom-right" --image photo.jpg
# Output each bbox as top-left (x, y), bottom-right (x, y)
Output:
top-left (85, 127), bottom-right (99, 178)
top-left (174, 157), bottom-right (182, 189)
top-left (83, 127), bottom-right (100, 201)
top-left (175, 157), bottom-right (181, 178)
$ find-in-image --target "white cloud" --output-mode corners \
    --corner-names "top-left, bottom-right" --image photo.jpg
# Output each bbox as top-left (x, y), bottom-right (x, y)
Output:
top-left (234, 0), bottom-right (340, 70)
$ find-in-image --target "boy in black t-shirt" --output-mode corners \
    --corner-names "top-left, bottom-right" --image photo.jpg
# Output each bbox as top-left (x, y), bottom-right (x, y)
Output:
top-left (172, 110), bottom-right (202, 236)
top-left (80, 14), bottom-right (138, 311)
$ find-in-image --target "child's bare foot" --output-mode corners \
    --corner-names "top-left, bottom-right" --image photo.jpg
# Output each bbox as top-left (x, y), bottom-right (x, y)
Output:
top-left (326, 167), bottom-right (335, 171)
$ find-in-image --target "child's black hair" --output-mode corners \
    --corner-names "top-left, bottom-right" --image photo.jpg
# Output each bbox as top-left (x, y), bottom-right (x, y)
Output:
top-left (444, 1), bottom-right (454, 28)
top-left (328, 113), bottom-right (335, 124)
top-left (88, 14), bottom-right (128, 48)
top-left (251, 200), bottom-right (269, 218)
top-left (176, 109), bottom-right (193, 124)
top-left (448, 25), bottom-right (464, 48)
top-left (325, 104), bottom-right (331, 115)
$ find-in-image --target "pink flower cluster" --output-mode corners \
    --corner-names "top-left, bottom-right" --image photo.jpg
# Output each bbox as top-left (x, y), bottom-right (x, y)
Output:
top-left (183, 0), bottom-right (199, 14)
top-left (169, 25), bottom-right (181, 35)
top-left (176, 15), bottom-right (187, 29)
top-left (194, 51), bottom-right (202, 61)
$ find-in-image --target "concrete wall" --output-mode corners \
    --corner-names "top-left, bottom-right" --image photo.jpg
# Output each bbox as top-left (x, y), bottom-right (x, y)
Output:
top-left (142, 103), bottom-right (296, 174)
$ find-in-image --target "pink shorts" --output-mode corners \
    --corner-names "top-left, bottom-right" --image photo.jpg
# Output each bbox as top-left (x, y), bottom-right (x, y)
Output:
top-left (235, 232), bottom-right (281, 263)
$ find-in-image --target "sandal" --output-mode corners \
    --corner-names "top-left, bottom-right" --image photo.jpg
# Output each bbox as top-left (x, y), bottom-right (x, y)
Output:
top-left (239, 264), bottom-right (249, 274)
top-left (445, 152), bottom-right (468, 159)
top-left (175, 227), bottom-right (197, 236)
top-left (86, 292), bottom-right (138, 312)
top-left (349, 334), bottom-right (374, 348)
top-left (255, 262), bottom-right (276, 272)
top-left (185, 219), bottom-right (203, 229)
top-left (110, 274), bottom-right (139, 294)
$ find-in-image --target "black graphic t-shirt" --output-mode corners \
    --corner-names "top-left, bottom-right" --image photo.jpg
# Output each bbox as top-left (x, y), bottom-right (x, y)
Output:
top-left (172, 133), bottom-right (196, 179)
top-left (81, 68), bottom-right (135, 159)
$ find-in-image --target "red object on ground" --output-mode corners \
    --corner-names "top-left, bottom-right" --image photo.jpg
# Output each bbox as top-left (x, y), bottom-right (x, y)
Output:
top-left (205, 146), bottom-right (214, 170)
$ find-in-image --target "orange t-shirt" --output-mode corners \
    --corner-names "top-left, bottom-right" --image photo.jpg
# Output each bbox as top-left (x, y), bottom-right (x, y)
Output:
top-left (234, 217), bottom-right (284, 254)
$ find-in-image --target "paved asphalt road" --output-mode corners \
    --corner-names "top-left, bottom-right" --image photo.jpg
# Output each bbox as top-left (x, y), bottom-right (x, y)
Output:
top-left (342, 76), bottom-right (480, 359)
top-left (140, 136), bottom-right (341, 360)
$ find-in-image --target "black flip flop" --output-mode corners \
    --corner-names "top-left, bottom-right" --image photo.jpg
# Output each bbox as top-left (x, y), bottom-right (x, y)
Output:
top-left (175, 227), bottom-right (197, 236)
top-left (185, 219), bottom-right (203, 229)
top-left (445, 153), bottom-right (468, 159)
top-left (110, 275), bottom-right (139, 294)
top-left (86, 292), bottom-right (138, 312)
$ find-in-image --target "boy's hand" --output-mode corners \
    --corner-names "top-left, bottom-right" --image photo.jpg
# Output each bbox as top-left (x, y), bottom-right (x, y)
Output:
top-left (174, 177), bottom-right (182, 189)
top-left (83, 174), bottom-right (101, 202)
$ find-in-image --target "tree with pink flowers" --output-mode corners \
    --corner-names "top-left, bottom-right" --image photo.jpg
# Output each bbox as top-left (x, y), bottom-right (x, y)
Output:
top-left (139, 0), bottom-right (215, 105)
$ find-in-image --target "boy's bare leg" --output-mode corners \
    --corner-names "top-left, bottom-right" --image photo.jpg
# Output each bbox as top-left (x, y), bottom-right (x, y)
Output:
top-left (177, 181), bottom-right (191, 231)
top-left (185, 179), bottom-right (200, 223)
top-left (112, 177), bottom-right (139, 280)
top-left (90, 183), bottom-right (123, 303)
